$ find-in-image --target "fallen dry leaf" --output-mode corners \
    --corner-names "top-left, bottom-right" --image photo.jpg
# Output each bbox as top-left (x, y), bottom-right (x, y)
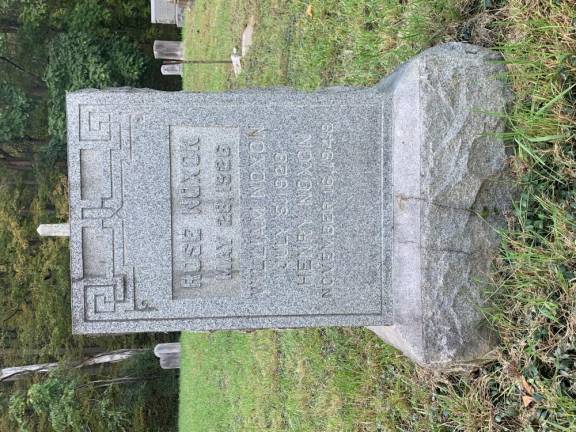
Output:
top-left (306, 4), bottom-right (313, 17)
top-left (521, 377), bottom-right (534, 395)
top-left (522, 395), bottom-right (534, 408)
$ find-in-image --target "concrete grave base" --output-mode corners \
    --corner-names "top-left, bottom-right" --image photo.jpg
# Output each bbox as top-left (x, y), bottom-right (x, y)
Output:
top-left (368, 43), bottom-right (512, 366)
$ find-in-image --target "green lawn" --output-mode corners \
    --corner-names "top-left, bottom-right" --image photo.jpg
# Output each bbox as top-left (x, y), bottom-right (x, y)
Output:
top-left (179, 329), bottom-right (432, 431)
top-left (179, 1), bottom-right (576, 431)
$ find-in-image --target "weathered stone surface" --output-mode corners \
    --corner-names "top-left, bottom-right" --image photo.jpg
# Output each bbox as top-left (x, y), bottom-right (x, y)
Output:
top-left (66, 42), bottom-right (510, 365)
top-left (368, 43), bottom-right (511, 365)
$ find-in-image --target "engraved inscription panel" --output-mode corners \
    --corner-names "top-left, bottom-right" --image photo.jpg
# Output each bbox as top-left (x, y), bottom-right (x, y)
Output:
top-left (237, 115), bottom-right (385, 316)
top-left (170, 127), bottom-right (241, 299)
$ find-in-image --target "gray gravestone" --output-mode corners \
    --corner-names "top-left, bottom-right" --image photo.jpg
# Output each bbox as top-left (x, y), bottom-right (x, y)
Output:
top-left (150, 0), bottom-right (187, 27)
top-left (66, 43), bottom-right (511, 366)
top-left (153, 41), bottom-right (184, 61)
top-left (154, 343), bottom-right (181, 369)
top-left (161, 63), bottom-right (183, 76)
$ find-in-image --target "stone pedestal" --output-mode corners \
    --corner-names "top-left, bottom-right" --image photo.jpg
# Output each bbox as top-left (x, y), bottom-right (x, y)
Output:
top-left (368, 43), bottom-right (511, 366)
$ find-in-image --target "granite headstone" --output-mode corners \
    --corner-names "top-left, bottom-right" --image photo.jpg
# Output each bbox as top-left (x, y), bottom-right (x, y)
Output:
top-left (150, 0), bottom-right (186, 27)
top-left (153, 41), bottom-right (184, 61)
top-left (161, 63), bottom-right (184, 76)
top-left (66, 43), bottom-right (511, 365)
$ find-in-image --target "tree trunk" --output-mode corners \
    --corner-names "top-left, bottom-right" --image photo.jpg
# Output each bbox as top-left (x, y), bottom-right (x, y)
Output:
top-left (0, 347), bottom-right (105, 359)
top-left (2, 160), bottom-right (33, 171)
top-left (0, 349), bottom-right (147, 382)
top-left (0, 178), bottom-right (36, 186)
top-left (29, 84), bottom-right (48, 98)
top-left (0, 159), bottom-right (33, 171)
top-left (0, 55), bottom-right (44, 84)
top-left (0, 18), bottom-right (19, 33)
top-left (0, 148), bottom-right (33, 171)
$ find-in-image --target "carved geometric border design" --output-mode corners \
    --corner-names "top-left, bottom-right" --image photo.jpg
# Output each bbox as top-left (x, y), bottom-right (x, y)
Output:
top-left (83, 268), bottom-right (156, 321)
top-left (74, 105), bottom-right (156, 321)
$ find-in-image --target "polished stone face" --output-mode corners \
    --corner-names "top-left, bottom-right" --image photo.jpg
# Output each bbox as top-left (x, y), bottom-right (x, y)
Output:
top-left (67, 88), bottom-right (392, 334)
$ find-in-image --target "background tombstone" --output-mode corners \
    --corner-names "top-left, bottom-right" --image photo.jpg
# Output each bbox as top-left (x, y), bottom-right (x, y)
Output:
top-left (231, 48), bottom-right (242, 75)
top-left (154, 40), bottom-right (184, 60)
top-left (154, 343), bottom-right (181, 369)
top-left (150, 0), bottom-right (188, 28)
top-left (161, 63), bottom-right (183, 76)
top-left (37, 223), bottom-right (70, 237)
top-left (65, 43), bottom-right (511, 366)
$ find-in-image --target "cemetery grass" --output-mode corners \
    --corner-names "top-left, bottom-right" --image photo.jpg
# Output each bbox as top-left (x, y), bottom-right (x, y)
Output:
top-left (179, 329), bottom-right (434, 431)
top-left (180, 0), bottom-right (576, 431)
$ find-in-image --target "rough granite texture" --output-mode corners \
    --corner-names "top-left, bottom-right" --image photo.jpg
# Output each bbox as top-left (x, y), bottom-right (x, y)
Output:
top-left (368, 43), bottom-right (511, 366)
top-left (66, 42), bottom-right (510, 366)
top-left (67, 84), bottom-right (392, 334)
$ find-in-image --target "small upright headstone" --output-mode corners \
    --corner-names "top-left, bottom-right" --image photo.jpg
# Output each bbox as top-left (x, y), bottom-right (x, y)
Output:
top-left (37, 224), bottom-right (70, 237)
top-left (231, 49), bottom-right (242, 76)
top-left (154, 41), bottom-right (184, 61)
top-left (161, 63), bottom-right (184, 76)
top-left (150, 0), bottom-right (188, 28)
top-left (241, 16), bottom-right (255, 56)
top-left (154, 343), bottom-right (181, 369)
top-left (65, 43), bottom-right (511, 366)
